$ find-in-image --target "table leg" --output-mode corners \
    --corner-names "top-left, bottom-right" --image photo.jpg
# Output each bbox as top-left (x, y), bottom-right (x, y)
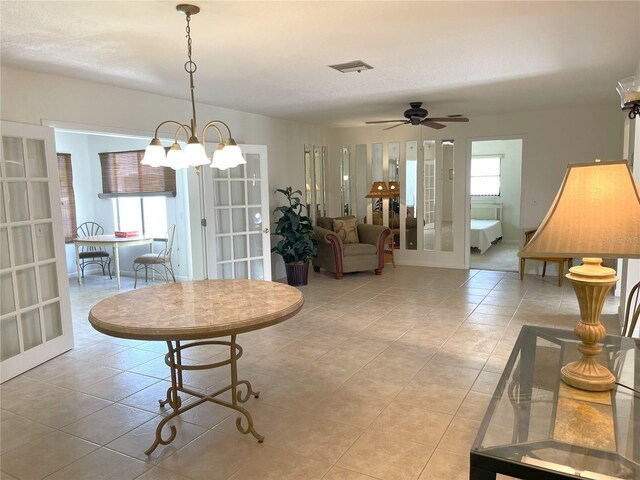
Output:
top-left (144, 338), bottom-right (263, 455)
top-left (113, 245), bottom-right (120, 289)
top-left (75, 242), bottom-right (82, 285)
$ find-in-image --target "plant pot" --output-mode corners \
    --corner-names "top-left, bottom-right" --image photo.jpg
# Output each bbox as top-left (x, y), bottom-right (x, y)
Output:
top-left (285, 262), bottom-right (309, 286)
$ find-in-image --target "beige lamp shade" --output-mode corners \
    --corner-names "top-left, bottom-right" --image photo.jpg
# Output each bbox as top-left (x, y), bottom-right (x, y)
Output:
top-left (519, 161), bottom-right (640, 259)
top-left (365, 181), bottom-right (391, 198)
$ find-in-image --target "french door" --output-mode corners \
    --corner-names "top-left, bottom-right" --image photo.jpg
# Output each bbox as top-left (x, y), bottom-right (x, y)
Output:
top-left (0, 121), bottom-right (74, 382)
top-left (202, 145), bottom-right (271, 280)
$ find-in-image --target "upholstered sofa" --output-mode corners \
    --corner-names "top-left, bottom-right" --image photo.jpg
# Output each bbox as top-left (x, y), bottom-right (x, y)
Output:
top-left (312, 216), bottom-right (390, 279)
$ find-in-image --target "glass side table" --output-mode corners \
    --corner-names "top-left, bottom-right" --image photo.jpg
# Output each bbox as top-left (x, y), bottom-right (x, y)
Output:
top-left (470, 325), bottom-right (639, 480)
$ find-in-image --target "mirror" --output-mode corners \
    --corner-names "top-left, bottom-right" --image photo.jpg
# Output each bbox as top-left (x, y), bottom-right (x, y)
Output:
top-left (354, 144), bottom-right (368, 223)
top-left (388, 142), bottom-right (399, 182)
top-left (423, 141), bottom-right (436, 251)
top-left (441, 140), bottom-right (454, 251)
top-left (340, 146), bottom-right (351, 216)
top-left (405, 141), bottom-right (418, 249)
top-left (313, 146), bottom-right (325, 218)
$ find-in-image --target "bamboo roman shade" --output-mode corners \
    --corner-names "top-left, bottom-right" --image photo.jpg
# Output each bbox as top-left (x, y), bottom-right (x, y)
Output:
top-left (56, 153), bottom-right (77, 243)
top-left (99, 150), bottom-right (176, 197)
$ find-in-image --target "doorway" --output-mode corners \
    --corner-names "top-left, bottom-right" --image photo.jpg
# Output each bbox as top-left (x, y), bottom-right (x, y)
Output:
top-left (468, 138), bottom-right (523, 272)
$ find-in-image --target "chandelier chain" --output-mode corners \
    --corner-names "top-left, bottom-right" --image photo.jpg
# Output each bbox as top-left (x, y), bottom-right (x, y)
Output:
top-left (184, 13), bottom-right (197, 75)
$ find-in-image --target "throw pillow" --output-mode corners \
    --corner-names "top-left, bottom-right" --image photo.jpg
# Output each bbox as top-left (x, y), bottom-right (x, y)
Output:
top-left (332, 217), bottom-right (359, 244)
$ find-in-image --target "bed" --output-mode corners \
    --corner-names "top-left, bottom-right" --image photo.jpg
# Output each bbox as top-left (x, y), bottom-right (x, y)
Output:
top-left (470, 203), bottom-right (503, 254)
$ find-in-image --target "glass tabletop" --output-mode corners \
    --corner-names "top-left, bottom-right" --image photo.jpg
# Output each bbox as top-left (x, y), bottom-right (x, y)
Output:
top-left (471, 325), bottom-right (639, 479)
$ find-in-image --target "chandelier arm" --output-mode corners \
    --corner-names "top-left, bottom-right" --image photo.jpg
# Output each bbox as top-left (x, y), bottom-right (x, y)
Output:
top-left (153, 120), bottom-right (193, 140)
top-left (201, 122), bottom-right (224, 145)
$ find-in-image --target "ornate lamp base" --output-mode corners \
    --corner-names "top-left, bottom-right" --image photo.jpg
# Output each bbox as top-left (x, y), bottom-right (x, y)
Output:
top-left (561, 258), bottom-right (617, 392)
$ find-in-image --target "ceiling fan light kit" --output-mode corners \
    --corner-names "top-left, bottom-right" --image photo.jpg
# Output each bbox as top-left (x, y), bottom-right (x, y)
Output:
top-left (141, 4), bottom-right (245, 171)
top-left (366, 102), bottom-right (469, 130)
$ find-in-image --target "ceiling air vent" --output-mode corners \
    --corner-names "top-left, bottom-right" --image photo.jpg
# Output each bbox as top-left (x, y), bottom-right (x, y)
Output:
top-left (328, 60), bottom-right (373, 74)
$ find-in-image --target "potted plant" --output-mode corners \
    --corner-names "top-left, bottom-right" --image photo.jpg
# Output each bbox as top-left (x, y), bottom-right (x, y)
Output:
top-left (271, 187), bottom-right (318, 286)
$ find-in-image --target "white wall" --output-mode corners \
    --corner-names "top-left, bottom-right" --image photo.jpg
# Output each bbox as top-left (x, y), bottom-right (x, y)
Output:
top-left (471, 139), bottom-right (522, 243)
top-left (1, 66), bottom-right (331, 280)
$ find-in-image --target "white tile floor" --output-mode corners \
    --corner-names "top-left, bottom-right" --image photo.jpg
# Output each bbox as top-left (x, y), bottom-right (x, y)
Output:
top-left (0, 267), bottom-right (621, 480)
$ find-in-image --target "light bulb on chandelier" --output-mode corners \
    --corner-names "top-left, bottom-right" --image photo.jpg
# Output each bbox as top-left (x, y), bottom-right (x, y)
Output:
top-left (141, 4), bottom-right (245, 172)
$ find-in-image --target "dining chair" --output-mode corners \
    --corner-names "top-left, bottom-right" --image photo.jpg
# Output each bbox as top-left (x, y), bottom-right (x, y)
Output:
top-left (76, 221), bottom-right (112, 279)
top-left (519, 228), bottom-right (573, 287)
top-left (133, 224), bottom-right (176, 288)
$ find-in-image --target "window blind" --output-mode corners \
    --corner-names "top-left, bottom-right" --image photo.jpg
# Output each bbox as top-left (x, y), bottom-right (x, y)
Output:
top-left (99, 150), bottom-right (176, 197)
top-left (56, 153), bottom-right (77, 243)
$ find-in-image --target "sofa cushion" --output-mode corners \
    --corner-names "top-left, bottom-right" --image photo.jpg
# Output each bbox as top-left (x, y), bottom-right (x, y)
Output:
top-left (332, 217), bottom-right (360, 244)
top-left (343, 243), bottom-right (376, 256)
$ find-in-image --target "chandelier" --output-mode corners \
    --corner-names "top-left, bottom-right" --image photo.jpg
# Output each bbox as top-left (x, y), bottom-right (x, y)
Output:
top-left (141, 4), bottom-right (245, 171)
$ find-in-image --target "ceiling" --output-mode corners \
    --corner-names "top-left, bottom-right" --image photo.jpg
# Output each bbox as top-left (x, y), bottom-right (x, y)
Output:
top-left (1, 1), bottom-right (639, 127)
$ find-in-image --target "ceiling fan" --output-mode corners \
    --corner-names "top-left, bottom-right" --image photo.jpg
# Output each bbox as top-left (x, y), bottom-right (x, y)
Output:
top-left (366, 102), bottom-right (469, 130)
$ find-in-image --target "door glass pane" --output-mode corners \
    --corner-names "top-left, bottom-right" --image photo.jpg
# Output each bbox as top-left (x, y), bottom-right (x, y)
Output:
top-left (1, 271), bottom-right (15, 315)
top-left (1, 227), bottom-right (10, 269)
top-left (423, 141), bottom-right (436, 251)
top-left (250, 259), bottom-right (264, 280)
top-left (354, 144), bottom-right (367, 223)
top-left (341, 147), bottom-right (351, 216)
top-left (249, 232), bottom-right (262, 257)
top-left (216, 236), bottom-right (232, 261)
top-left (234, 261), bottom-right (248, 279)
top-left (30, 182), bottom-right (51, 220)
top-left (0, 316), bottom-right (20, 361)
top-left (21, 309), bottom-right (42, 351)
top-left (314, 146), bottom-right (325, 219)
top-left (217, 263), bottom-right (232, 279)
top-left (16, 267), bottom-right (38, 308)
top-left (247, 180), bottom-right (261, 205)
top-left (230, 181), bottom-right (245, 205)
top-left (12, 225), bottom-right (34, 265)
top-left (245, 153), bottom-right (260, 179)
top-left (233, 235), bottom-right (247, 259)
top-left (232, 208), bottom-right (246, 232)
top-left (441, 140), bottom-right (454, 252)
top-left (43, 302), bottom-right (63, 341)
top-left (0, 182), bottom-right (6, 223)
top-left (248, 207), bottom-right (262, 231)
top-left (35, 223), bottom-right (55, 261)
top-left (2, 137), bottom-right (26, 177)
top-left (229, 163), bottom-right (245, 179)
top-left (26, 139), bottom-right (47, 178)
top-left (215, 209), bottom-right (231, 234)
top-left (39, 263), bottom-right (59, 301)
top-left (212, 167), bottom-right (228, 179)
top-left (405, 141), bottom-right (418, 250)
top-left (214, 181), bottom-right (230, 205)
top-left (304, 145), bottom-right (313, 216)
top-left (7, 182), bottom-right (30, 221)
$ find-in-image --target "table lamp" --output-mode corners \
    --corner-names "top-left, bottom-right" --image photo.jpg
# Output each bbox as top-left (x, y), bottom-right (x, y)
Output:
top-left (518, 160), bottom-right (640, 391)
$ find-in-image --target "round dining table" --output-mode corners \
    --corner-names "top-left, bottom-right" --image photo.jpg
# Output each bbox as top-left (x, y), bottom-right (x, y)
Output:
top-left (89, 279), bottom-right (304, 454)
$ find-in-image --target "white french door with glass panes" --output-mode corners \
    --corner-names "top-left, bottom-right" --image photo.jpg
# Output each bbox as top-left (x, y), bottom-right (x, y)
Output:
top-left (203, 145), bottom-right (271, 280)
top-left (1, 121), bottom-right (73, 383)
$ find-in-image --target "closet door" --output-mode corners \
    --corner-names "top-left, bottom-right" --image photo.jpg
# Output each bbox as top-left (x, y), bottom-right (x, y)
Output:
top-left (1, 121), bottom-right (73, 383)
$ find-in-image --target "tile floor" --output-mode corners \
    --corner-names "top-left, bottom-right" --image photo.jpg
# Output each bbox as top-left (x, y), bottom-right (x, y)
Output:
top-left (0, 266), bottom-right (621, 480)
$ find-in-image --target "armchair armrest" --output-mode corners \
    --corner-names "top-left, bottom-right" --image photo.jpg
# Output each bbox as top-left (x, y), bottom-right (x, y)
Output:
top-left (357, 224), bottom-right (390, 246)
top-left (313, 226), bottom-right (343, 247)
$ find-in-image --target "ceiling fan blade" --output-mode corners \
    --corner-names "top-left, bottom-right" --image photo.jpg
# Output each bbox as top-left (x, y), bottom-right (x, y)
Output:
top-left (447, 114), bottom-right (465, 117)
top-left (383, 122), bottom-right (408, 131)
top-left (420, 121), bottom-right (446, 130)
top-left (365, 120), bottom-right (406, 124)
top-left (424, 117), bottom-right (469, 122)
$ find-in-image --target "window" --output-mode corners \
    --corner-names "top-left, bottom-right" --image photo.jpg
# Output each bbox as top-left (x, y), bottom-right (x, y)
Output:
top-left (113, 196), bottom-right (167, 237)
top-left (98, 150), bottom-right (176, 196)
top-left (57, 153), bottom-right (77, 242)
top-left (99, 149), bottom-right (172, 236)
top-left (471, 156), bottom-right (501, 196)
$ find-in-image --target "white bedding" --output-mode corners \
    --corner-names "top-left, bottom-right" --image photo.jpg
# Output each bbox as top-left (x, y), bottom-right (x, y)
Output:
top-left (470, 219), bottom-right (502, 254)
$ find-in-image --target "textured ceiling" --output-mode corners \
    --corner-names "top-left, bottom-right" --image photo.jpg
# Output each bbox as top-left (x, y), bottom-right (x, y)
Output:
top-left (1, 1), bottom-right (639, 127)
